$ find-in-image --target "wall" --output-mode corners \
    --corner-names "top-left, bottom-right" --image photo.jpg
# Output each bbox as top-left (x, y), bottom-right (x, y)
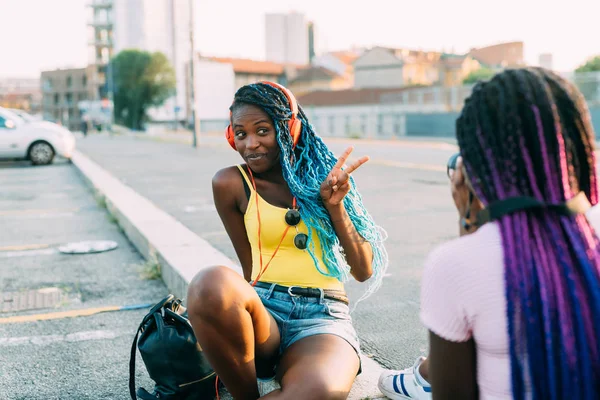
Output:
top-left (354, 48), bottom-right (404, 89)
top-left (402, 108), bottom-right (600, 138)
top-left (589, 107), bottom-right (600, 137)
top-left (194, 60), bottom-right (235, 121)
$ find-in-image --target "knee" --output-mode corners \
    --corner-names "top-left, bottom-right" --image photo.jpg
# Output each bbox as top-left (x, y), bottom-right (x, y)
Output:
top-left (187, 265), bottom-right (240, 317)
top-left (286, 376), bottom-right (350, 400)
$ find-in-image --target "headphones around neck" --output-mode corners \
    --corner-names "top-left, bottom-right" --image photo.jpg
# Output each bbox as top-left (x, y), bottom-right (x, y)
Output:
top-left (225, 81), bottom-right (302, 150)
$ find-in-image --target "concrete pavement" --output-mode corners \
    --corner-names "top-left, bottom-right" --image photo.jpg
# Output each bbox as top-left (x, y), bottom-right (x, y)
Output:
top-left (72, 142), bottom-right (389, 398)
top-left (0, 159), bottom-right (166, 399)
top-left (74, 133), bottom-right (460, 394)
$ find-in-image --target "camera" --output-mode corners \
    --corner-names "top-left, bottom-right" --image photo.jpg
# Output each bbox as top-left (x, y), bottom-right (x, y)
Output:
top-left (447, 152), bottom-right (460, 178)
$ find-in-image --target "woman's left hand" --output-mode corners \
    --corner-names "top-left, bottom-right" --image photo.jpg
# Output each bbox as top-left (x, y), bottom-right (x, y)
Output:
top-left (320, 146), bottom-right (369, 209)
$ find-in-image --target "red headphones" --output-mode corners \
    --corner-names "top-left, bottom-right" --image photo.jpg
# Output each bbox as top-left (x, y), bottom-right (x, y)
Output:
top-left (225, 81), bottom-right (302, 150)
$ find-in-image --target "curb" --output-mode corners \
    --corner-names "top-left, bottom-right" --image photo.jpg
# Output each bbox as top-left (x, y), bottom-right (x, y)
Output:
top-left (71, 149), bottom-right (388, 400)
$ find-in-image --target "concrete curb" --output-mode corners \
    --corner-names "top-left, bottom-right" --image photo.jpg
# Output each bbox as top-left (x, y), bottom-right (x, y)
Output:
top-left (71, 149), bottom-right (388, 400)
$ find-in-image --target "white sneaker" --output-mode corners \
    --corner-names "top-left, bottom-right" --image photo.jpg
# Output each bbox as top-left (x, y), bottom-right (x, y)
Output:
top-left (378, 357), bottom-right (432, 399)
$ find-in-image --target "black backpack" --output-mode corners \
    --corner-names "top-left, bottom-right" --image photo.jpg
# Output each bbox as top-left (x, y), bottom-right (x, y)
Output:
top-left (129, 295), bottom-right (217, 399)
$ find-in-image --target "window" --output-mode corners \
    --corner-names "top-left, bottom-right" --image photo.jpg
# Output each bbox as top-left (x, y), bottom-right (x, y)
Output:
top-left (360, 114), bottom-right (367, 134)
top-left (43, 78), bottom-right (53, 92)
top-left (54, 94), bottom-right (60, 105)
top-left (83, 75), bottom-right (87, 87)
top-left (66, 93), bottom-right (73, 106)
top-left (67, 76), bottom-right (72, 88)
top-left (377, 114), bottom-right (384, 135)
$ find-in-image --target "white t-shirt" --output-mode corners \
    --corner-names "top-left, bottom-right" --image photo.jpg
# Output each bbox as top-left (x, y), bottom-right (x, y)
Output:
top-left (419, 206), bottom-right (600, 399)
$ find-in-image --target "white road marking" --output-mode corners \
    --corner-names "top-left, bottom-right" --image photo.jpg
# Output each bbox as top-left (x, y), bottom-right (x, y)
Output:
top-left (0, 248), bottom-right (57, 258)
top-left (0, 330), bottom-right (125, 347)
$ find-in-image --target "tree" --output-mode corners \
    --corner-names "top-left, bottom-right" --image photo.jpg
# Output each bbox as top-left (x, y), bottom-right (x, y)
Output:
top-left (462, 67), bottom-right (497, 84)
top-left (111, 50), bottom-right (176, 130)
top-left (576, 56), bottom-right (600, 72)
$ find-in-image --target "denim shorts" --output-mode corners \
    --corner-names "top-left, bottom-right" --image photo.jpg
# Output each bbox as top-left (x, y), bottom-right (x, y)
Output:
top-left (254, 283), bottom-right (361, 373)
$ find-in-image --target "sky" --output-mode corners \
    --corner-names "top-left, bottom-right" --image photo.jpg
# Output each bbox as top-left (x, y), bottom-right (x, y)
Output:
top-left (1, 0), bottom-right (599, 78)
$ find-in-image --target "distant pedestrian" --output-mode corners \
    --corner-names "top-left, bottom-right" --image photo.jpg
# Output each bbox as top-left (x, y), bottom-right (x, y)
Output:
top-left (186, 81), bottom-right (388, 399)
top-left (81, 114), bottom-right (89, 137)
top-left (378, 67), bottom-right (600, 400)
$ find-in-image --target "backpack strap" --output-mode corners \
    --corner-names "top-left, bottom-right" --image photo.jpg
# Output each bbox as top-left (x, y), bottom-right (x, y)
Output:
top-left (129, 318), bottom-right (146, 399)
top-left (129, 295), bottom-right (174, 400)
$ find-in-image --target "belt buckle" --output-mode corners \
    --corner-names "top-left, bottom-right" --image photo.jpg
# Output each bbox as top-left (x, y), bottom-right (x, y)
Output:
top-left (287, 286), bottom-right (300, 297)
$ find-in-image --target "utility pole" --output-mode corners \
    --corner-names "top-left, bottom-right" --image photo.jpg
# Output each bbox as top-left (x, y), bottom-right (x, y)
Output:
top-left (189, 0), bottom-right (199, 147)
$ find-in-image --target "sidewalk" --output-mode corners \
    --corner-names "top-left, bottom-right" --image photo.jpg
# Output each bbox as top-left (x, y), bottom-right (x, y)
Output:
top-left (72, 148), bottom-right (389, 399)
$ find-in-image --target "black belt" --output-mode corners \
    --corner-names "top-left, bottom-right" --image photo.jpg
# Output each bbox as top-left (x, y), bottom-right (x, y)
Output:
top-left (253, 282), bottom-right (349, 305)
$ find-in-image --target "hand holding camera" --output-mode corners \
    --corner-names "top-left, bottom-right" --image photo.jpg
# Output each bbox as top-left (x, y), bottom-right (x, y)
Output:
top-left (447, 153), bottom-right (483, 235)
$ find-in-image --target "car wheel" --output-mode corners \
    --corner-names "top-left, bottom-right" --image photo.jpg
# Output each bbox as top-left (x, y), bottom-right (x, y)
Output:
top-left (29, 142), bottom-right (55, 165)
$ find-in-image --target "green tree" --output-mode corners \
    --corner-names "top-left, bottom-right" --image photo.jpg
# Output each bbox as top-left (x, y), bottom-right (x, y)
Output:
top-left (111, 50), bottom-right (176, 130)
top-left (462, 67), bottom-right (497, 84)
top-left (576, 56), bottom-right (600, 72)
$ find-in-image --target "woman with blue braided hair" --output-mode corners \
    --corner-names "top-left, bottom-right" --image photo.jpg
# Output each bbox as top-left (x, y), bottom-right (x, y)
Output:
top-left (187, 81), bottom-right (388, 399)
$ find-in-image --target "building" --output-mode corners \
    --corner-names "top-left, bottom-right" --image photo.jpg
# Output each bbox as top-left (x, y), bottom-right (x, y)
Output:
top-left (40, 67), bottom-right (96, 131)
top-left (352, 42), bottom-right (522, 89)
top-left (296, 85), bottom-right (472, 138)
top-left (539, 53), bottom-right (554, 71)
top-left (468, 41), bottom-right (524, 68)
top-left (353, 47), bottom-right (442, 89)
top-left (0, 78), bottom-right (42, 113)
top-left (287, 66), bottom-right (349, 96)
top-left (208, 57), bottom-right (290, 89)
top-left (265, 12), bottom-right (309, 65)
top-left (87, 0), bottom-right (193, 123)
top-left (189, 56), bottom-right (300, 132)
top-left (308, 22), bottom-right (316, 63)
top-left (437, 53), bottom-right (481, 86)
top-left (87, 0), bottom-right (115, 101)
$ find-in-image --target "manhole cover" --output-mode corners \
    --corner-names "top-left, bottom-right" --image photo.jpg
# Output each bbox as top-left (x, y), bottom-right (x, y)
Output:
top-left (1, 287), bottom-right (64, 313)
top-left (58, 240), bottom-right (118, 254)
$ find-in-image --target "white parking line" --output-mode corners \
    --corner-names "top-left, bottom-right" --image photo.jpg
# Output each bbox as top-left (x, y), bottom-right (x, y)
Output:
top-left (0, 330), bottom-right (126, 347)
top-left (0, 248), bottom-right (57, 258)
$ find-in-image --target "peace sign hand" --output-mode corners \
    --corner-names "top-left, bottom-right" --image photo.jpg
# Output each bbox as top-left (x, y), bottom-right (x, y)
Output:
top-left (320, 146), bottom-right (369, 209)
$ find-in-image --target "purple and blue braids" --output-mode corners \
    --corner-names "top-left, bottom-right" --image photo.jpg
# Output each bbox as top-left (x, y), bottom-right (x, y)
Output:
top-left (456, 67), bottom-right (600, 399)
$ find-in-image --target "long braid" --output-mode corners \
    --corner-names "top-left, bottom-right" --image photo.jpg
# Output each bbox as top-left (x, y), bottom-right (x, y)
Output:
top-left (231, 83), bottom-right (389, 300)
top-left (457, 67), bottom-right (600, 399)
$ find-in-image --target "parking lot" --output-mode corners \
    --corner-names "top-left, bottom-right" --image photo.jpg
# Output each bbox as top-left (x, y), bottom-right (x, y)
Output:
top-left (0, 159), bottom-right (167, 400)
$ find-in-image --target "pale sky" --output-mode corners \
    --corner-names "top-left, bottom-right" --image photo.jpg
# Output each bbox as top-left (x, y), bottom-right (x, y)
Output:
top-left (2, 0), bottom-right (599, 78)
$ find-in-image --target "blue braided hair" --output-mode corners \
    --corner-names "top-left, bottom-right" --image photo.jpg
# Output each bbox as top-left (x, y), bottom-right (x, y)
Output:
top-left (231, 82), bottom-right (388, 300)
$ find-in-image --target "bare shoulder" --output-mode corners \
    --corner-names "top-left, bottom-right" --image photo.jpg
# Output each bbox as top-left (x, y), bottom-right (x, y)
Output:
top-left (212, 165), bottom-right (243, 189)
top-left (212, 165), bottom-right (247, 208)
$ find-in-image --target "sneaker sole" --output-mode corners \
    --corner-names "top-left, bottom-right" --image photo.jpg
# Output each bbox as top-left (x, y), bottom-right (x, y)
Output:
top-left (378, 383), bottom-right (413, 400)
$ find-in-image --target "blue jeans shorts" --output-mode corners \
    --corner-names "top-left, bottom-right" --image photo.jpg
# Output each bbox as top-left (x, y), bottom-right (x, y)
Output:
top-left (254, 283), bottom-right (362, 374)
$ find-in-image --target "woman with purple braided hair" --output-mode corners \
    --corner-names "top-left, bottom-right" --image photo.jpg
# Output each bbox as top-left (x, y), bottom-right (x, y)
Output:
top-left (378, 67), bottom-right (600, 400)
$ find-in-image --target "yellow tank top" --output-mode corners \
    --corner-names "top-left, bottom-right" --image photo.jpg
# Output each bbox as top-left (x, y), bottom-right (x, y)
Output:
top-left (237, 165), bottom-right (344, 290)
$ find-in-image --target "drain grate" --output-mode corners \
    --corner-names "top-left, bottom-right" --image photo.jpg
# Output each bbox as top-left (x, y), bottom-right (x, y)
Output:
top-left (1, 287), bottom-right (64, 313)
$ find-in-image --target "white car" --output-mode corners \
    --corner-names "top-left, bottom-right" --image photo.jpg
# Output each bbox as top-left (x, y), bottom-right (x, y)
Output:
top-left (0, 107), bottom-right (76, 165)
top-left (7, 108), bottom-right (42, 122)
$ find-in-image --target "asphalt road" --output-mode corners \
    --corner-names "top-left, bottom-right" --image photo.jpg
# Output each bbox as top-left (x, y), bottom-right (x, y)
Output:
top-left (76, 133), bottom-right (460, 370)
top-left (0, 158), bottom-right (167, 399)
